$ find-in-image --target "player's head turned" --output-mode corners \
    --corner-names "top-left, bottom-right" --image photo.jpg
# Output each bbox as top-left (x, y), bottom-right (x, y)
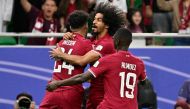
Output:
top-left (92, 2), bottom-right (126, 36)
top-left (113, 27), bottom-right (132, 51)
top-left (68, 10), bottom-right (89, 33)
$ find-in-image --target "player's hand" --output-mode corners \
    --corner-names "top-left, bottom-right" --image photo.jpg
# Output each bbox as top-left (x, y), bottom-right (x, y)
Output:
top-left (46, 80), bottom-right (60, 91)
top-left (63, 32), bottom-right (76, 40)
top-left (49, 44), bottom-right (63, 60)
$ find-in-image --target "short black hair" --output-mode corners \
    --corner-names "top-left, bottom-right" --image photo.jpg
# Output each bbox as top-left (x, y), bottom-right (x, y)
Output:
top-left (114, 27), bottom-right (132, 45)
top-left (93, 2), bottom-right (126, 36)
top-left (16, 92), bottom-right (33, 101)
top-left (68, 10), bottom-right (89, 30)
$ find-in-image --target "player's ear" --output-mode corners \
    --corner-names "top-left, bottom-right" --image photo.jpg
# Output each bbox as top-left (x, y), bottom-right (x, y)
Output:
top-left (114, 36), bottom-right (119, 50)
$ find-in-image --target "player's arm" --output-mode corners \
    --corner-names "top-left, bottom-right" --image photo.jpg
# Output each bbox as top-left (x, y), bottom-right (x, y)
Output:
top-left (50, 45), bottom-right (100, 66)
top-left (60, 51), bottom-right (100, 66)
top-left (46, 71), bottom-right (94, 91)
top-left (20, 0), bottom-right (32, 13)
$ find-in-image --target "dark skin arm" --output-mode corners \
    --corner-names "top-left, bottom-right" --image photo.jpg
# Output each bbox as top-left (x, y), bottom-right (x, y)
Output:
top-left (46, 71), bottom-right (94, 91)
top-left (49, 44), bottom-right (100, 66)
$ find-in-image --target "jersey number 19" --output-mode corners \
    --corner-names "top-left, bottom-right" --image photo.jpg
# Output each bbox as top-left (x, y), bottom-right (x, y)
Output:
top-left (119, 72), bottom-right (136, 98)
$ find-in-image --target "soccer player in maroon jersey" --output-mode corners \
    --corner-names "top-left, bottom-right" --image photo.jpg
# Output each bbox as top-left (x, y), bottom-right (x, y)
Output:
top-left (47, 27), bottom-right (147, 109)
top-left (39, 10), bottom-right (92, 109)
top-left (49, 3), bottom-right (126, 109)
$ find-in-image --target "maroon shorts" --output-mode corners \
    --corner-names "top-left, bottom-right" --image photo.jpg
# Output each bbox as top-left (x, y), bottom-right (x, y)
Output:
top-left (39, 89), bottom-right (83, 109)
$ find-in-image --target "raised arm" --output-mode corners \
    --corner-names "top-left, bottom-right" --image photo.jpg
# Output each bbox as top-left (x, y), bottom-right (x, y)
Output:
top-left (156, 0), bottom-right (173, 11)
top-left (46, 71), bottom-right (94, 91)
top-left (20, 0), bottom-right (32, 13)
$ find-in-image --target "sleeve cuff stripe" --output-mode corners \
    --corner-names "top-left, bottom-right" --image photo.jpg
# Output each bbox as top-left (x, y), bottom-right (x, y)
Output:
top-left (88, 69), bottom-right (96, 78)
top-left (141, 76), bottom-right (147, 81)
top-left (91, 50), bottom-right (102, 57)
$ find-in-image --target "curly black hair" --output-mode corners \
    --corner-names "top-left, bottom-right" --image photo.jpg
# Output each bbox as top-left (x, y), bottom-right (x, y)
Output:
top-left (93, 2), bottom-right (127, 36)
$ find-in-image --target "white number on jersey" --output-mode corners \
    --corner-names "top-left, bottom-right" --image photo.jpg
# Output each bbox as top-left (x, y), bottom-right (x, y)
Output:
top-left (119, 72), bottom-right (137, 98)
top-left (53, 48), bottom-right (74, 75)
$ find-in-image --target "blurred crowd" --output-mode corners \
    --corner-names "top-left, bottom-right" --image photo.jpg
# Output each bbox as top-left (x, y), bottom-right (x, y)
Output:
top-left (1, 0), bottom-right (190, 45)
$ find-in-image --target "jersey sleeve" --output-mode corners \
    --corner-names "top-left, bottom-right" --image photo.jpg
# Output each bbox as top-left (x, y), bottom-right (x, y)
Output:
top-left (84, 40), bottom-right (93, 53)
top-left (138, 60), bottom-right (147, 81)
top-left (92, 42), bottom-right (115, 57)
top-left (88, 57), bottom-right (109, 78)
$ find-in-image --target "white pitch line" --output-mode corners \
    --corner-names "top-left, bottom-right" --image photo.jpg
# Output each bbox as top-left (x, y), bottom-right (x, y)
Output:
top-left (0, 67), bottom-right (51, 81)
top-left (157, 96), bottom-right (175, 105)
top-left (0, 60), bottom-right (52, 74)
top-left (144, 61), bottom-right (190, 78)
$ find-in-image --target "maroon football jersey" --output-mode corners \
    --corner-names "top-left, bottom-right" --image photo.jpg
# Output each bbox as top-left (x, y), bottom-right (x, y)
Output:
top-left (89, 50), bottom-right (147, 109)
top-left (91, 33), bottom-right (115, 57)
top-left (88, 33), bottom-right (116, 107)
top-left (52, 33), bottom-right (92, 91)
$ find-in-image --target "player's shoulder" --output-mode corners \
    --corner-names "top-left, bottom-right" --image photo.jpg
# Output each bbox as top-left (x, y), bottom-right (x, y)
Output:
top-left (74, 34), bottom-right (91, 43)
top-left (98, 39), bottom-right (114, 51)
top-left (57, 39), bottom-right (64, 46)
top-left (130, 52), bottom-right (142, 61)
top-left (101, 36), bottom-right (114, 45)
top-left (100, 52), bottom-right (118, 62)
top-left (129, 52), bottom-right (144, 64)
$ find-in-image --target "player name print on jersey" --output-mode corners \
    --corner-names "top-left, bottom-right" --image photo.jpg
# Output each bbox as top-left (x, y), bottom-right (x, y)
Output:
top-left (62, 40), bottom-right (76, 46)
top-left (121, 62), bottom-right (136, 71)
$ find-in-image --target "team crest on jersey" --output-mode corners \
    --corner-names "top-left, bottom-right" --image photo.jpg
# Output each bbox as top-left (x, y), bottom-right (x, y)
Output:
top-left (95, 45), bottom-right (103, 51)
top-left (63, 40), bottom-right (76, 46)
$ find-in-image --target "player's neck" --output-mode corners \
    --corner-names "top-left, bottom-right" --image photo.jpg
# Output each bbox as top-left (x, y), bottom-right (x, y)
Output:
top-left (118, 47), bottom-right (128, 51)
top-left (96, 29), bottom-right (108, 40)
top-left (72, 29), bottom-right (86, 37)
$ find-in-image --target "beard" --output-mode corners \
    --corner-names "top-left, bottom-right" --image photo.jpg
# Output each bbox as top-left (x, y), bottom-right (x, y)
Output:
top-left (91, 30), bottom-right (99, 37)
top-left (91, 25), bottom-right (99, 37)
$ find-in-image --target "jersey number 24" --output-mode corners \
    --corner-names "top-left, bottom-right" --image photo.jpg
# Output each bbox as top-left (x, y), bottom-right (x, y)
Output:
top-left (53, 48), bottom-right (74, 75)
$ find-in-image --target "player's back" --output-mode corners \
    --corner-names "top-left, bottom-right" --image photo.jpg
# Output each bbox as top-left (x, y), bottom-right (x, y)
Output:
top-left (52, 33), bottom-right (92, 91)
top-left (95, 50), bottom-right (146, 109)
